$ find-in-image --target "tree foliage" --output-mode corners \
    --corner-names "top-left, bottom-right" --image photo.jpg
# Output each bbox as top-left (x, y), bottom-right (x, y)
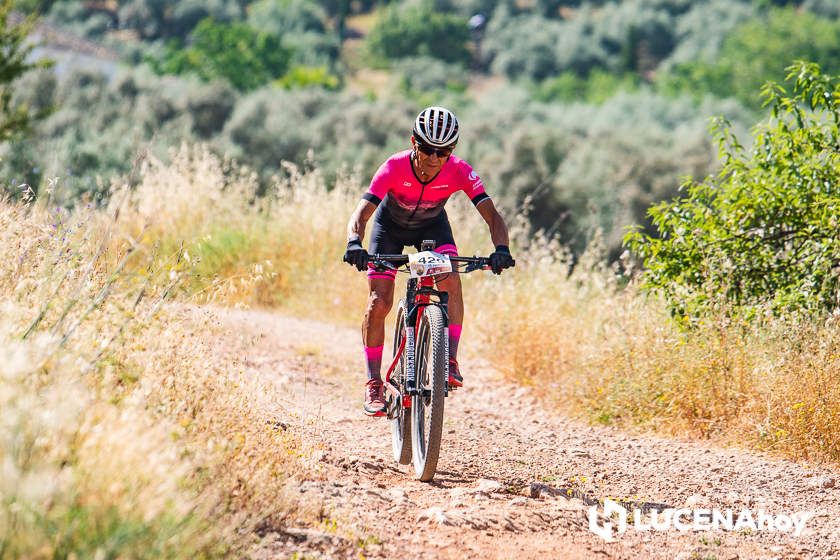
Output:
top-left (484, 0), bottom-right (693, 81)
top-left (627, 62), bottom-right (840, 318)
top-left (365, 1), bottom-right (471, 67)
top-left (116, 0), bottom-right (243, 40)
top-left (150, 18), bottom-right (291, 91)
top-left (660, 8), bottom-right (840, 108)
top-left (276, 65), bottom-right (340, 90)
top-left (1, 1), bottom-right (52, 142)
top-left (247, 0), bottom-right (339, 66)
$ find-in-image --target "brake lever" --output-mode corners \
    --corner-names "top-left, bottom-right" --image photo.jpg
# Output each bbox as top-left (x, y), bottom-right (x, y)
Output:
top-left (463, 259), bottom-right (487, 273)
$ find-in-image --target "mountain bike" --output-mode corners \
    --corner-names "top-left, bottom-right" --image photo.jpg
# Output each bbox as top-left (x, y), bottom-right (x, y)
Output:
top-left (367, 240), bottom-right (513, 482)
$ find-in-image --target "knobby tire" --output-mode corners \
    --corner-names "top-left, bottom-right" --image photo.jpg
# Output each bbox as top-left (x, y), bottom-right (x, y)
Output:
top-left (411, 305), bottom-right (446, 482)
top-left (390, 301), bottom-right (412, 465)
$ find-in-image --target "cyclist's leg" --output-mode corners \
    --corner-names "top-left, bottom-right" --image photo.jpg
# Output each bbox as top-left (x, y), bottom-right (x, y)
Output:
top-left (362, 217), bottom-right (401, 415)
top-left (363, 278), bottom-right (395, 374)
top-left (363, 211), bottom-right (401, 382)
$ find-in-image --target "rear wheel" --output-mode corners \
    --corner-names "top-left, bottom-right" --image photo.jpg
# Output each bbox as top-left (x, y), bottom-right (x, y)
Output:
top-left (390, 301), bottom-right (411, 465)
top-left (411, 305), bottom-right (447, 481)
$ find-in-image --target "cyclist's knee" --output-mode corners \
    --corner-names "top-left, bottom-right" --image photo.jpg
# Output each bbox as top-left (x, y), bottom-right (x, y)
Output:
top-left (366, 291), bottom-right (393, 319)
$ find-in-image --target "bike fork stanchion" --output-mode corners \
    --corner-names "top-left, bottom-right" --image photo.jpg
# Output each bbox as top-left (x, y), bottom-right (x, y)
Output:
top-left (404, 277), bottom-right (418, 398)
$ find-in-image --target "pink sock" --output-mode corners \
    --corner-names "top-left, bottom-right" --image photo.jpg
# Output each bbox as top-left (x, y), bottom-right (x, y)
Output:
top-left (449, 324), bottom-right (462, 361)
top-left (364, 345), bottom-right (384, 381)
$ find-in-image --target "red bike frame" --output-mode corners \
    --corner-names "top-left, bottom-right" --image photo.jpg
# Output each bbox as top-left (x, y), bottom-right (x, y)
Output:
top-left (383, 273), bottom-right (436, 409)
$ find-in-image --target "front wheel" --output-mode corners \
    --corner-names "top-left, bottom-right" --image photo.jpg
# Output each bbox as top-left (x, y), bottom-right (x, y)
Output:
top-left (390, 301), bottom-right (411, 465)
top-left (411, 305), bottom-right (447, 482)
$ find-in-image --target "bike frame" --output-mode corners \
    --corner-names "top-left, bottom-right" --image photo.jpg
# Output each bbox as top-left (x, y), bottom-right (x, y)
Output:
top-left (370, 246), bottom-right (502, 415)
top-left (382, 244), bottom-right (450, 408)
top-left (387, 273), bottom-right (449, 404)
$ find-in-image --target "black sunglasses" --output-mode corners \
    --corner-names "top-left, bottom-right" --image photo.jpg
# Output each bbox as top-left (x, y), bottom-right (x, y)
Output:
top-left (416, 143), bottom-right (454, 157)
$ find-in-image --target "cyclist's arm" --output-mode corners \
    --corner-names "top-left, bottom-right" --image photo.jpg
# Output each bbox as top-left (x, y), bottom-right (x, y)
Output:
top-left (348, 157), bottom-right (391, 243)
top-left (475, 198), bottom-right (510, 248)
top-left (346, 199), bottom-right (377, 243)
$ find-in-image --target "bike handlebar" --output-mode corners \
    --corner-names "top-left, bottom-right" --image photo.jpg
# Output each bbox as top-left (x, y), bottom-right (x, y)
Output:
top-left (368, 254), bottom-right (515, 273)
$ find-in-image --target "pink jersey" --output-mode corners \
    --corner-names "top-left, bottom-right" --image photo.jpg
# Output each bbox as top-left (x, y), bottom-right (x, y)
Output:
top-left (362, 150), bottom-right (490, 229)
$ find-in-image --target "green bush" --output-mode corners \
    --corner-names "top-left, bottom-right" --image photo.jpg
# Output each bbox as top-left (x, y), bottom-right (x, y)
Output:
top-left (149, 18), bottom-right (292, 91)
top-left (627, 62), bottom-right (840, 318)
top-left (484, 11), bottom-right (570, 80)
top-left (804, 0), bottom-right (840, 17)
top-left (484, 0), bottom-right (690, 81)
top-left (13, 0), bottom-right (56, 13)
top-left (216, 87), bottom-right (412, 183)
top-left (535, 69), bottom-right (639, 104)
top-left (365, 1), bottom-right (471, 67)
top-left (276, 65), bottom-right (340, 90)
top-left (117, 0), bottom-right (243, 40)
top-left (392, 56), bottom-right (468, 97)
top-left (247, 0), bottom-right (340, 67)
top-left (1, 68), bottom-right (206, 201)
top-left (247, 0), bottom-right (327, 35)
top-left (45, 1), bottom-right (115, 38)
top-left (0, 2), bottom-right (53, 143)
top-left (660, 0), bottom-right (756, 67)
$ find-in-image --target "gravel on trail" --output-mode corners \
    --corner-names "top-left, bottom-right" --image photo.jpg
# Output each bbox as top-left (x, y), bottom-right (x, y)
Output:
top-left (193, 307), bottom-right (840, 560)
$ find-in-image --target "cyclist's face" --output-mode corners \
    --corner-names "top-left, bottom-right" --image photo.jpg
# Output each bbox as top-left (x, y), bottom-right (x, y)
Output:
top-left (411, 136), bottom-right (451, 178)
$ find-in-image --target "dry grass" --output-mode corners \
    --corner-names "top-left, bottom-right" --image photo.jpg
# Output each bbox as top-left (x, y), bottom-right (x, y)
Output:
top-left (468, 237), bottom-right (840, 462)
top-left (120, 145), bottom-right (839, 464)
top-left (0, 151), bottom-right (324, 558)
top-left (110, 145), bottom-right (368, 321)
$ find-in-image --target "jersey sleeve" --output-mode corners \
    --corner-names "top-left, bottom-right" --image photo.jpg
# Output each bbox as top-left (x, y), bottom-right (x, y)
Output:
top-left (459, 160), bottom-right (490, 207)
top-left (362, 160), bottom-right (391, 206)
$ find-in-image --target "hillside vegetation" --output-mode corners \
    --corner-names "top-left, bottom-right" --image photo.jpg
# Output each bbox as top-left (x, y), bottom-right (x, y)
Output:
top-left (7, 0), bottom-right (840, 255)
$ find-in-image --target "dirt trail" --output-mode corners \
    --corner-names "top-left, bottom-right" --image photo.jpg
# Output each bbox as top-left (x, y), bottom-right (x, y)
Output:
top-left (192, 306), bottom-right (840, 559)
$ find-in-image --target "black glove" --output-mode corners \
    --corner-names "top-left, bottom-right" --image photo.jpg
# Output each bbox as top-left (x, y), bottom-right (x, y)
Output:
top-left (343, 238), bottom-right (369, 271)
top-left (489, 245), bottom-right (514, 275)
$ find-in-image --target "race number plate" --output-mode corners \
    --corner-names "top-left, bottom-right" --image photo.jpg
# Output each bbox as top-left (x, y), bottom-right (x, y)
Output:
top-left (408, 251), bottom-right (452, 278)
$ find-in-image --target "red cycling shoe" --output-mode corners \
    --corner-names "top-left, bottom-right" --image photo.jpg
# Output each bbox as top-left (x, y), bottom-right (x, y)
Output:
top-left (364, 379), bottom-right (387, 417)
top-left (448, 358), bottom-right (463, 388)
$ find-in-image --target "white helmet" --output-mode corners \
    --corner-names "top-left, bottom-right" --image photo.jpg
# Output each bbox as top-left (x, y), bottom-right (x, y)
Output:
top-left (413, 106), bottom-right (459, 148)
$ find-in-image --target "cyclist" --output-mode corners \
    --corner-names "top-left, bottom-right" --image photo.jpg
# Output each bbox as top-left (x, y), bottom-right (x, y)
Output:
top-left (343, 106), bottom-right (514, 417)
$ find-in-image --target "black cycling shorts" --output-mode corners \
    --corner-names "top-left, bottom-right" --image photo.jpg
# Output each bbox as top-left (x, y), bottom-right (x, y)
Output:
top-left (367, 208), bottom-right (458, 280)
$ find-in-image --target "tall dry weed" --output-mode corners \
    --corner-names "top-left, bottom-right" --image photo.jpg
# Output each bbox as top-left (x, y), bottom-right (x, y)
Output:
top-left (469, 231), bottom-right (840, 462)
top-left (0, 152), bottom-right (322, 557)
top-left (0, 194), bottom-right (220, 557)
